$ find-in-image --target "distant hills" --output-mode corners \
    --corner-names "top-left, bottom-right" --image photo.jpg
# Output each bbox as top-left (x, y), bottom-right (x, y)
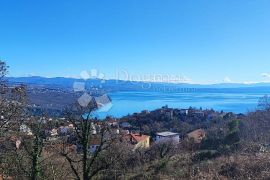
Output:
top-left (5, 76), bottom-right (270, 117)
top-left (6, 76), bottom-right (270, 93)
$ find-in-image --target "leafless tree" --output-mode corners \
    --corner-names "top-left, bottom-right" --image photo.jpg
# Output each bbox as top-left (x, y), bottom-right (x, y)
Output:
top-left (21, 119), bottom-right (46, 180)
top-left (61, 100), bottom-right (116, 180)
top-left (0, 86), bottom-right (27, 134)
top-left (258, 95), bottom-right (270, 111)
top-left (0, 60), bottom-right (27, 135)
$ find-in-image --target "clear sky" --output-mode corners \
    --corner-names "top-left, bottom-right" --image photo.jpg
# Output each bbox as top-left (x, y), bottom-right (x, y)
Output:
top-left (1, 0), bottom-right (270, 84)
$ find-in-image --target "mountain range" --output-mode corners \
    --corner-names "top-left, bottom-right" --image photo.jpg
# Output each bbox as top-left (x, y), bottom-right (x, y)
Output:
top-left (6, 76), bottom-right (270, 93)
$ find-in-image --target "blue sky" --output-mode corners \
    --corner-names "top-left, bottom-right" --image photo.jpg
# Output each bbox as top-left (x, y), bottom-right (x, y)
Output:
top-left (1, 0), bottom-right (270, 84)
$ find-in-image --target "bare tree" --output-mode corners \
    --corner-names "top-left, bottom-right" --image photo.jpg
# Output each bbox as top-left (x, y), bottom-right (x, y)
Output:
top-left (3, 115), bottom-right (54, 180)
top-left (0, 61), bottom-right (30, 179)
top-left (0, 61), bottom-right (8, 79)
top-left (0, 61), bottom-right (8, 93)
top-left (258, 95), bottom-right (270, 111)
top-left (61, 100), bottom-right (115, 180)
top-left (0, 60), bottom-right (27, 134)
top-left (0, 86), bottom-right (27, 134)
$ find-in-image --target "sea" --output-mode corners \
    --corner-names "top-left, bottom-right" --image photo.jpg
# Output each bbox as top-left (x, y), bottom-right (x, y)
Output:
top-left (94, 91), bottom-right (269, 119)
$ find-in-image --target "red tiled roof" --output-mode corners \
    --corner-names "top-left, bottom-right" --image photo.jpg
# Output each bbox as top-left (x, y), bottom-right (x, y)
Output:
top-left (89, 135), bottom-right (102, 145)
top-left (89, 138), bottom-right (101, 145)
top-left (0, 136), bottom-right (20, 143)
top-left (126, 133), bottom-right (149, 143)
top-left (187, 129), bottom-right (206, 143)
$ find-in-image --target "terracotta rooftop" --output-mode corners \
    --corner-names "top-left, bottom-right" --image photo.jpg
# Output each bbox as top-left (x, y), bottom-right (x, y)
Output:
top-left (127, 133), bottom-right (150, 143)
top-left (187, 129), bottom-right (206, 143)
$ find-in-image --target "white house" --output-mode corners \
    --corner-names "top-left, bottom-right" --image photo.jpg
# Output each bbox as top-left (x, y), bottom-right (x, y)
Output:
top-left (59, 126), bottom-right (69, 135)
top-left (120, 122), bottom-right (132, 129)
top-left (51, 128), bottom-right (59, 136)
top-left (155, 132), bottom-right (180, 143)
top-left (88, 138), bottom-right (101, 153)
top-left (89, 144), bottom-right (100, 153)
top-left (179, 109), bottom-right (189, 116)
top-left (106, 119), bottom-right (118, 126)
top-left (20, 124), bottom-right (33, 136)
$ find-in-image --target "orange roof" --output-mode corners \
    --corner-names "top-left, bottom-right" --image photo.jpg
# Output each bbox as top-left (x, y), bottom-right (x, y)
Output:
top-left (9, 136), bottom-right (19, 142)
top-left (89, 135), bottom-right (102, 145)
top-left (89, 138), bottom-right (101, 145)
top-left (0, 136), bottom-right (20, 143)
top-left (126, 133), bottom-right (150, 143)
top-left (187, 129), bottom-right (206, 143)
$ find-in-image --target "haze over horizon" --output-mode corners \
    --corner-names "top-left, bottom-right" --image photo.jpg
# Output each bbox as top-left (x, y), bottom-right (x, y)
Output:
top-left (1, 0), bottom-right (270, 84)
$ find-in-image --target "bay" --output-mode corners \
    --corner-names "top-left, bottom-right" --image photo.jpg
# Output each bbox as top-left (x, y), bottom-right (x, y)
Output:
top-left (94, 91), bottom-right (268, 119)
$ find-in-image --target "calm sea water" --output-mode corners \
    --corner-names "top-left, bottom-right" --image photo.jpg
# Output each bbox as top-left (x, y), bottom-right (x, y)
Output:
top-left (95, 91), bottom-right (268, 119)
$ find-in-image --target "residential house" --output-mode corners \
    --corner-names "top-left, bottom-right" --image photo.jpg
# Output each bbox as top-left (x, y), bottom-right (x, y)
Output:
top-left (106, 119), bottom-right (118, 126)
top-left (89, 137), bottom-right (102, 153)
top-left (179, 109), bottom-right (189, 116)
top-left (159, 106), bottom-right (174, 119)
top-left (155, 132), bottom-right (180, 143)
top-left (174, 109), bottom-right (189, 117)
top-left (45, 141), bottom-right (77, 154)
top-left (194, 111), bottom-right (205, 118)
top-left (0, 136), bottom-right (21, 152)
top-left (125, 133), bottom-right (150, 149)
top-left (120, 122), bottom-right (132, 129)
top-left (187, 129), bottom-right (206, 143)
top-left (207, 112), bottom-right (219, 120)
top-left (165, 110), bottom-right (174, 119)
top-left (141, 110), bottom-right (150, 115)
top-left (20, 124), bottom-right (33, 136)
top-left (75, 135), bottom-right (102, 154)
top-left (50, 128), bottom-right (58, 136)
top-left (0, 174), bottom-right (13, 180)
